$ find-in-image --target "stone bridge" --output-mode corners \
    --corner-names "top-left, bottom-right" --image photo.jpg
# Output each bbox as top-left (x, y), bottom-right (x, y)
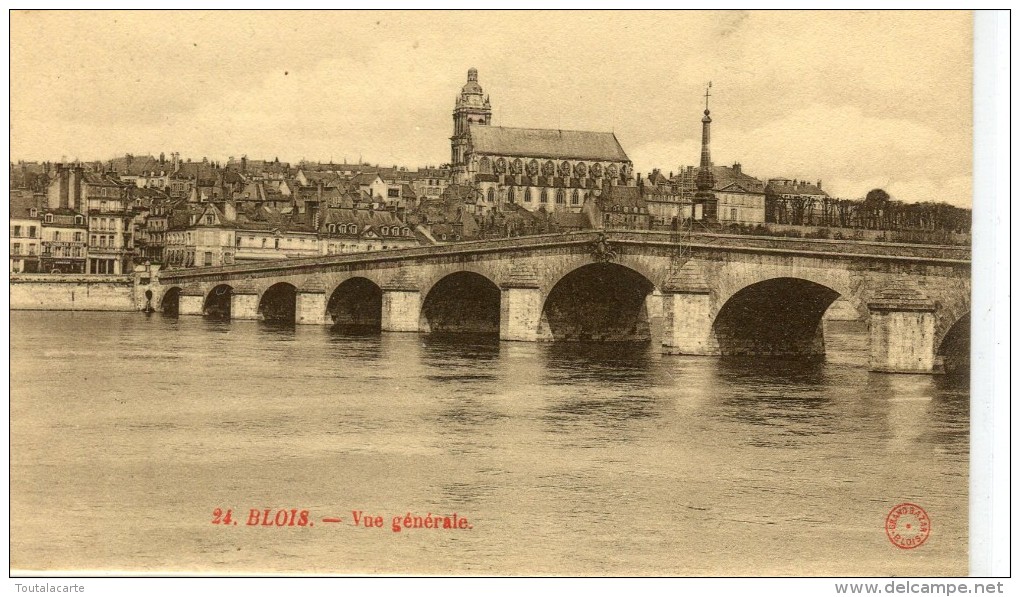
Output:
top-left (151, 230), bottom-right (971, 374)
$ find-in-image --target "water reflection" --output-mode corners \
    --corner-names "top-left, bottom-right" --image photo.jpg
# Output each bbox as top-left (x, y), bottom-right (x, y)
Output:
top-left (9, 312), bottom-right (970, 576)
top-left (715, 355), bottom-right (829, 386)
top-left (420, 333), bottom-right (501, 362)
top-left (541, 341), bottom-right (657, 388)
top-left (542, 394), bottom-right (663, 428)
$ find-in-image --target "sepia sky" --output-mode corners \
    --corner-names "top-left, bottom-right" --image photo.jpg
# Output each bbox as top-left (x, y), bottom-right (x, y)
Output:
top-left (9, 10), bottom-right (973, 206)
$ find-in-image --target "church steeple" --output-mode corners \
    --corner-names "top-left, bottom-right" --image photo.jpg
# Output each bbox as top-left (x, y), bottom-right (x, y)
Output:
top-left (451, 67), bottom-right (492, 168)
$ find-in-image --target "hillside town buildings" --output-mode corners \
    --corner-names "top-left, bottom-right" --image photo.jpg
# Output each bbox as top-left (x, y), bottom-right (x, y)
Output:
top-left (12, 67), bottom-right (957, 274)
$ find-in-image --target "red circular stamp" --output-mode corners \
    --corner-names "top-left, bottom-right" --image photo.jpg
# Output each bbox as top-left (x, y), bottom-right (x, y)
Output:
top-left (886, 503), bottom-right (931, 549)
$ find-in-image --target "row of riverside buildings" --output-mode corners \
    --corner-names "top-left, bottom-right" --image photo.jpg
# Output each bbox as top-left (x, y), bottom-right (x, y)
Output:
top-left (11, 68), bottom-right (838, 274)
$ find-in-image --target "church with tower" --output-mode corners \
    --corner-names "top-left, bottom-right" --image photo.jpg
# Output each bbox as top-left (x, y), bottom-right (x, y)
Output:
top-left (449, 68), bottom-right (636, 216)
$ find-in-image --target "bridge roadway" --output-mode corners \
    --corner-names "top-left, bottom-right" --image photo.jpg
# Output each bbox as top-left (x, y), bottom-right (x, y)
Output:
top-left (151, 230), bottom-right (971, 374)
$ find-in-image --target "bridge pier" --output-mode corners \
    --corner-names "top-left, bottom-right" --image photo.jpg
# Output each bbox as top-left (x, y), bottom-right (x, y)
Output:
top-left (179, 286), bottom-right (205, 316)
top-left (296, 277), bottom-right (328, 325)
top-left (296, 292), bottom-right (328, 325)
top-left (646, 290), bottom-right (664, 348)
top-left (500, 264), bottom-right (542, 342)
top-left (661, 263), bottom-right (716, 355)
top-left (381, 270), bottom-right (421, 332)
top-left (868, 285), bottom-right (938, 373)
top-left (230, 281), bottom-right (261, 320)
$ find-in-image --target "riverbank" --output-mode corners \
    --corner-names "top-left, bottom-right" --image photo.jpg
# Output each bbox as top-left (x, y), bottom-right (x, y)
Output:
top-left (9, 273), bottom-right (154, 311)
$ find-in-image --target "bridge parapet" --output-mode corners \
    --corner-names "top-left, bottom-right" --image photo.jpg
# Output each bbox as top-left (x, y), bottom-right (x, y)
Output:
top-left (156, 231), bottom-right (969, 286)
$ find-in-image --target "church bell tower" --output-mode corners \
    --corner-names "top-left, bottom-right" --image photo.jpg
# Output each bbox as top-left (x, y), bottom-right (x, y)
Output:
top-left (451, 68), bottom-right (492, 169)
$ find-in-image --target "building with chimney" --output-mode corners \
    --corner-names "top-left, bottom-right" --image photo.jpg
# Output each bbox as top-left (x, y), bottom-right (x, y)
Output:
top-left (47, 164), bottom-right (137, 274)
top-left (9, 190), bottom-right (43, 273)
top-left (764, 178), bottom-right (829, 225)
top-left (449, 68), bottom-right (635, 216)
top-left (672, 86), bottom-right (767, 225)
top-left (671, 163), bottom-right (767, 225)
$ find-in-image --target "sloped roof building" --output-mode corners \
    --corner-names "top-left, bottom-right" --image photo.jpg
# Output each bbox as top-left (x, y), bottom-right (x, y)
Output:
top-left (450, 69), bottom-right (635, 217)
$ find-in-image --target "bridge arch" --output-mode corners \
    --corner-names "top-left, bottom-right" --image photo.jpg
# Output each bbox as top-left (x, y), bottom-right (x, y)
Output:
top-left (419, 271), bottom-right (501, 335)
top-left (936, 311), bottom-right (970, 376)
top-left (160, 286), bottom-right (183, 315)
top-left (203, 284), bottom-right (233, 319)
top-left (327, 277), bottom-right (382, 332)
top-left (711, 277), bottom-right (841, 356)
top-left (258, 282), bottom-right (298, 323)
top-left (540, 262), bottom-right (656, 343)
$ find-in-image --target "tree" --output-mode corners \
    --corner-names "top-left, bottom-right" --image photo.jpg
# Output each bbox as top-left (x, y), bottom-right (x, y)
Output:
top-left (862, 188), bottom-right (890, 229)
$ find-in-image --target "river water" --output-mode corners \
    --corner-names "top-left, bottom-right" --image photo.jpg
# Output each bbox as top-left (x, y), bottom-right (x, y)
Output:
top-left (10, 311), bottom-right (969, 576)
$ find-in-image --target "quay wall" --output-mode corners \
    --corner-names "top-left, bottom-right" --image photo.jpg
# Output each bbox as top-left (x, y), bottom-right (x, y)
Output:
top-left (10, 274), bottom-right (152, 312)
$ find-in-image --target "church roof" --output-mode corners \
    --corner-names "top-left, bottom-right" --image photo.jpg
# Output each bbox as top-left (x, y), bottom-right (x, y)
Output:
top-left (468, 125), bottom-right (629, 162)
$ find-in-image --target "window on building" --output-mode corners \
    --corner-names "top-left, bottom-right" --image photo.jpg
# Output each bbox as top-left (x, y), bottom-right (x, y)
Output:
top-left (274, 238), bottom-right (280, 249)
top-left (205, 215), bottom-right (214, 225)
top-left (349, 225), bottom-right (357, 235)
top-left (29, 226), bottom-right (37, 238)
top-left (508, 188), bottom-right (516, 203)
top-left (75, 232), bottom-right (82, 242)
top-left (28, 245), bottom-right (36, 256)
top-left (571, 190), bottom-right (580, 205)
top-left (54, 231), bottom-right (61, 241)
top-left (556, 190), bottom-right (565, 204)
top-left (12, 243), bottom-right (21, 254)
top-left (261, 238), bottom-right (266, 248)
top-left (13, 226), bottom-right (22, 237)
top-left (540, 189), bottom-right (548, 204)
top-left (204, 252), bottom-right (213, 266)
top-left (29, 208), bottom-right (37, 218)
top-left (524, 188), bottom-right (532, 203)
top-left (487, 188), bottom-right (495, 203)
top-left (381, 226), bottom-right (388, 236)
